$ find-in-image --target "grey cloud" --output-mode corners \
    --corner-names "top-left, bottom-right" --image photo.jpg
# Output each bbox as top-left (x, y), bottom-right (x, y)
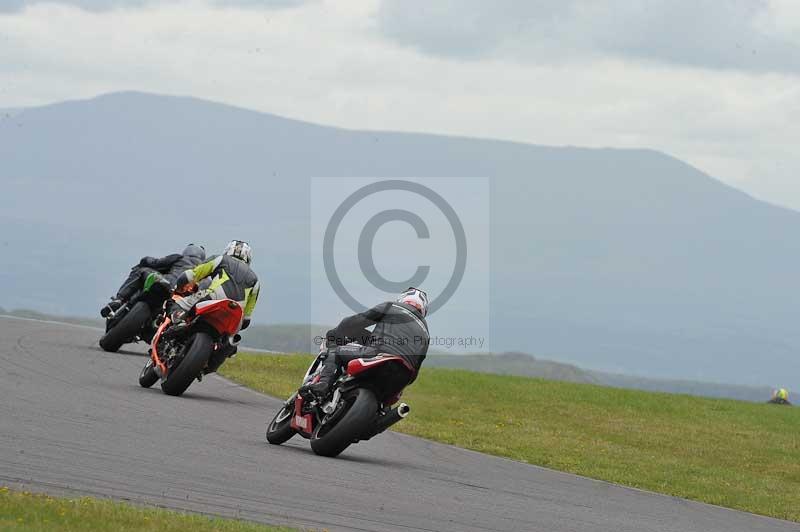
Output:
top-left (0, 0), bottom-right (311, 13)
top-left (213, 0), bottom-right (312, 7)
top-left (377, 1), bottom-right (571, 59)
top-left (0, 0), bottom-right (147, 11)
top-left (377, 0), bottom-right (800, 74)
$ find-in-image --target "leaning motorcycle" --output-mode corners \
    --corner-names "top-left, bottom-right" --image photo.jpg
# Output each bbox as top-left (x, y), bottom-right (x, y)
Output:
top-left (266, 344), bottom-right (416, 457)
top-left (138, 295), bottom-right (243, 396)
top-left (99, 272), bottom-right (172, 353)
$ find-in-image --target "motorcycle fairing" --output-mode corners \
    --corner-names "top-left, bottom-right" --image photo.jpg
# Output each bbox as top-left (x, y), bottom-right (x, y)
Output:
top-left (290, 394), bottom-right (314, 435)
top-left (194, 299), bottom-right (243, 335)
top-left (346, 355), bottom-right (416, 378)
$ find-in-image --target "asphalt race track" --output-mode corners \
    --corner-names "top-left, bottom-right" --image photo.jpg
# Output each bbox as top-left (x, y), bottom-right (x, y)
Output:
top-left (1, 316), bottom-right (796, 532)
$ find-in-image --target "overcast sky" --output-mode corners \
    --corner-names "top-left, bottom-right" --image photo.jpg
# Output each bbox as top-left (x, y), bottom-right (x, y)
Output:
top-left (1, 0), bottom-right (799, 208)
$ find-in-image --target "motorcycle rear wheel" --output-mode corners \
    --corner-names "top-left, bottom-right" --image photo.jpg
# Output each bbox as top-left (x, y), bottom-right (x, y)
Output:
top-left (266, 401), bottom-right (296, 445)
top-left (99, 301), bottom-right (150, 353)
top-left (310, 388), bottom-right (377, 458)
top-left (160, 332), bottom-right (213, 397)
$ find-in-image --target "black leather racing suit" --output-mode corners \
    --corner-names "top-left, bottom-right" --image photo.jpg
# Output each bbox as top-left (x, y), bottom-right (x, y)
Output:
top-left (310, 301), bottom-right (430, 392)
top-left (116, 249), bottom-right (205, 301)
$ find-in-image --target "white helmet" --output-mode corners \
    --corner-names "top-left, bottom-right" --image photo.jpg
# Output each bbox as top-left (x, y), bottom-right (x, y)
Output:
top-left (397, 287), bottom-right (429, 317)
top-left (223, 240), bottom-right (252, 264)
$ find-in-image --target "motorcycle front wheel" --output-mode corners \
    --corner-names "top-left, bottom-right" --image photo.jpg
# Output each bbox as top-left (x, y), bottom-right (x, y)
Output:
top-left (138, 358), bottom-right (159, 388)
top-left (266, 400), bottom-right (296, 445)
top-left (310, 388), bottom-right (377, 458)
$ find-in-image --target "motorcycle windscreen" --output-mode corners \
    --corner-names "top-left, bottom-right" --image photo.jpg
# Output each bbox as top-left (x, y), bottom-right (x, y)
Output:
top-left (194, 299), bottom-right (243, 335)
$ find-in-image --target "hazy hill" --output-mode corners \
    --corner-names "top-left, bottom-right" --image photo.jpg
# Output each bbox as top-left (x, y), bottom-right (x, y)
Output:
top-left (426, 352), bottom-right (592, 383)
top-left (2, 91), bottom-right (800, 389)
top-left (425, 352), bottom-right (773, 402)
top-left (0, 306), bottom-right (324, 355)
top-left (0, 306), bottom-right (775, 401)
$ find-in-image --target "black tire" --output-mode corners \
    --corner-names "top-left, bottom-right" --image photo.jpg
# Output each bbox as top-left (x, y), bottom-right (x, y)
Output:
top-left (266, 400), bottom-right (297, 445)
top-left (138, 359), bottom-right (158, 388)
top-left (310, 388), bottom-right (377, 457)
top-left (160, 332), bottom-right (213, 397)
top-left (99, 302), bottom-right (150, 353)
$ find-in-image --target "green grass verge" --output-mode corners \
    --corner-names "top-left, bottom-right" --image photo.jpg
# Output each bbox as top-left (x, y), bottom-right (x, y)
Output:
top-left (0, 487), bottom-right (297, 532)
top-left (221, 353), bottom-right (800, 522)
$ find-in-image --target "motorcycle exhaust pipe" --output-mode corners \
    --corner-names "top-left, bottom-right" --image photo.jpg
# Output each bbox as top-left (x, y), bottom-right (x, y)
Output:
top-left (228, 333), bottom-right (242, 347)
top-left (365, 403), bottom-right (410, 439)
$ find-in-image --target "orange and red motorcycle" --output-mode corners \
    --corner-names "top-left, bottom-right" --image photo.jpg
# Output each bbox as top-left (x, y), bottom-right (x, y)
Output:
top-left (138, 296), bottom-right (243, 396)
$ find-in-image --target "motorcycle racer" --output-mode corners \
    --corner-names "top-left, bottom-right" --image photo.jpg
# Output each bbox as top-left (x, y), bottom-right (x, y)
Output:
top-left (301, 287), bottom-right (430, 398)
top-left (101, 243), bottom-right (206, 318)
top-left (171, 240), bottom-right (260, 373)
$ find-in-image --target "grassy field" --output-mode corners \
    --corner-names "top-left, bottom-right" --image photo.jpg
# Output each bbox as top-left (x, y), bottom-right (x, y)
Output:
top-left (0, 487), bottom-right (297, 532)
top-left (221, 353), bottom-right (800, 522)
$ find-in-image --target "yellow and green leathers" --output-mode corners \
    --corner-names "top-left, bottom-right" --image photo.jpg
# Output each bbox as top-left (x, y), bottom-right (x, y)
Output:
top-left (769, 388), bottom-right (791, 405)
top-left (175, 254), bottom-right (260, 326)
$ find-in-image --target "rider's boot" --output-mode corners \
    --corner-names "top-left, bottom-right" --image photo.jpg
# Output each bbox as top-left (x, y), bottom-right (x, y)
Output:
top-left (300, 357), bottom-right (338, 397)
top-left (100, 299), bottom-right (123, 318)
top-left (165, 299), bottom-right (186, 325)
top-left (170, 308), bottom-right (187, 325)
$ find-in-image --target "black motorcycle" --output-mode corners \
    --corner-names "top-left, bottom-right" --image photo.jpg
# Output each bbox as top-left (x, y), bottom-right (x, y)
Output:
top-left (99, 272), bottom-right (172, 352)
top-left (266, 346), bottom-right (416, 457)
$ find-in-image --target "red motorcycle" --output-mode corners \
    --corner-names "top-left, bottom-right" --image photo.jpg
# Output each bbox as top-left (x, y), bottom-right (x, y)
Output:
top-left (139, 296), bottom-right (243, 396)
top-left (266, 345), bottom-right (416, 457)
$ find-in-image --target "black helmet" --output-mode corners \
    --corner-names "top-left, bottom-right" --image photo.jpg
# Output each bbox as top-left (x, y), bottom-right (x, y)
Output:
top-left (182, 243), bottom-right (206, 260)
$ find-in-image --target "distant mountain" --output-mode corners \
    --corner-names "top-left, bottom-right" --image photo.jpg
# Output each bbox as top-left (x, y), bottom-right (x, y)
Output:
top-left (0, 305), bottom-right (326, 354)
top-left (241, 323), bottom-right (330, 354)
top-left (1, 307), bottom-right (104, 329)
top-left (425, 352), bottom-right (773, 403)
top-left (0, 305), bottom-right (773, 402)
top-left (2, 91), bottom-right (800, 390)
top-left (426, 352), bottom-right (591, 383)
